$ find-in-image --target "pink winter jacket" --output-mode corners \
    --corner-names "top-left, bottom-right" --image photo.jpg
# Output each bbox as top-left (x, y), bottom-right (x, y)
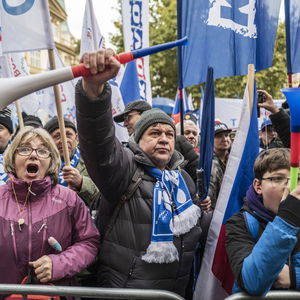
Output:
top-left (0, 176), bottom-right (100, 288)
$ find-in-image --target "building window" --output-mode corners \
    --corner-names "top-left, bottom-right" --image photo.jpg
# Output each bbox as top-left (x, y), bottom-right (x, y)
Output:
top-left (30, 51), bottom-right (41, 68)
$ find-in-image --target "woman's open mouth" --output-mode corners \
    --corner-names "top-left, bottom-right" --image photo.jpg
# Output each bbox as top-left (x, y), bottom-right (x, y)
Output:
top-left (26, 164), bottom-right (39, 175)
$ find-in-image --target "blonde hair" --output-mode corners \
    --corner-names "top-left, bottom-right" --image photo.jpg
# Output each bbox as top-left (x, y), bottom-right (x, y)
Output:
top-left (4, 126), bottom-right (61, 185)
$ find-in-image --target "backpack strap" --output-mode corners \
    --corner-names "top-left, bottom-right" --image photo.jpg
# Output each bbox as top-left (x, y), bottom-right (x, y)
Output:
top-left (243, 211), bottom-right (260, 242)
top-left (104, 166), bottom-right (150, 237)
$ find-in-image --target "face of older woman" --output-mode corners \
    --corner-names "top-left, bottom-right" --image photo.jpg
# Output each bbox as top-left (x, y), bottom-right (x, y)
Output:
top-left (14, 137), bottom-right (51, 182)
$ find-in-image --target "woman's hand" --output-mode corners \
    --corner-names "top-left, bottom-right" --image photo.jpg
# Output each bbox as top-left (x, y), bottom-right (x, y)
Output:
top-left (81, 49), bottom-right (121, 98)
top-left (29, 255), bottom-right (52, 283)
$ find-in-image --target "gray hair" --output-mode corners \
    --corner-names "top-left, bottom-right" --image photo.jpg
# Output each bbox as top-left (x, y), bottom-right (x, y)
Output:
top-left (4, 126), bottom-right (61, 185)
top-left (175, 120), bottom-right (199, 135)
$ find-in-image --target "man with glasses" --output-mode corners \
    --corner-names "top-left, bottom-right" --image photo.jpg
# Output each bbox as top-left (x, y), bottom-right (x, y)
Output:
top-left (113, 100), bottom-right (152, 136)
top-left (226, 148), bottom-right (300, 296)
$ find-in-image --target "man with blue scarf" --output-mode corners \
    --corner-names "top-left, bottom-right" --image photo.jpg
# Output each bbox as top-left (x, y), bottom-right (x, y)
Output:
top-left (75, 49), bottom-right (202, 298)
top-left (44, 116), bottom-right (99, 206)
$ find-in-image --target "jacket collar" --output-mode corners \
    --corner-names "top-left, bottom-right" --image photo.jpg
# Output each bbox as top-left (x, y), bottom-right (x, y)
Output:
top-left (7, 175), bottom-right (52, 203)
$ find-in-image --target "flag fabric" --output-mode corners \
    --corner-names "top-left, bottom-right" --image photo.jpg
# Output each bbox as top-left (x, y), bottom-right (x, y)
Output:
top-left (198, 67), bottom-right (215, 200)
top-left (193, 80), bottom-right (259, 300)
top-left (0, 0), bottom-right (54, 53)
top-left (80, 0), bottom-right (128, 142)
top-left (179, 0), bottom-right (281, 87)
top-left (172, 88), bottom-right (194, 124)
top-left (284, 0), bottom-right (300, 74)
top-left (121, 0), bottom-right (152, 103)
top-left (80, 0), bottom-right (105, 54)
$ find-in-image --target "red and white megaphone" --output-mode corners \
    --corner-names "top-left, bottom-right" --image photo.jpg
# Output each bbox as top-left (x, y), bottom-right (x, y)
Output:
top-left (0, 64), bottom-right (91, 110)
top-left (0, 37), bottom-right (188, 110)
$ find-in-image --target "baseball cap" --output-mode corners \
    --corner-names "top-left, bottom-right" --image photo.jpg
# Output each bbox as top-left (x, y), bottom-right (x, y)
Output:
top-left (214, 122), bottom-right (232, 135)
top-left (113, 100), bottom-right (151, 123)
top-left (261, 119), bottom-right (273, 131)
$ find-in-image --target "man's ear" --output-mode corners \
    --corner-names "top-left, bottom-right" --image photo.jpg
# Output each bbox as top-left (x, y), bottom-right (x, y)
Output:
top-left (253, 178), bottom-right (262, 194)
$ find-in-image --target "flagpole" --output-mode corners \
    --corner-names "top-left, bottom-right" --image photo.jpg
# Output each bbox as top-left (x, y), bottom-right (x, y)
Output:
top-left (48, 49), bottom-right (70, 166)
top-left (247, 64), bottom-right (255, 112)
top-left (15, 100), bottom-right (24, 129)
top-left (177, 0), bottom-right (184, 135)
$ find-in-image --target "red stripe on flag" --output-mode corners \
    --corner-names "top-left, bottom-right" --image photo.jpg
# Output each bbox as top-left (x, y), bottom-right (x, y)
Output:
top-left (211, 224), bottom-right (234, 294)
top-left (172, 113), bottom-right (180, 125)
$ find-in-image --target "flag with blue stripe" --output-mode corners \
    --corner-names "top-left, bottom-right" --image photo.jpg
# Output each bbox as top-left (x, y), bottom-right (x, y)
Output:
top-left (180, 0), bottom-right (281, 87)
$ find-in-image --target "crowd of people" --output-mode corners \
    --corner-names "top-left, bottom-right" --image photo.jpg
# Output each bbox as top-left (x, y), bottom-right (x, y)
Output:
top-left (0, 48), bottom-right (298, 300)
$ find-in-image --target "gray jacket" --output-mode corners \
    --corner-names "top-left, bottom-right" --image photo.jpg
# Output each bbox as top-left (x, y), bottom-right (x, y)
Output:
top-left (75, 81), bottom-right (201, 297)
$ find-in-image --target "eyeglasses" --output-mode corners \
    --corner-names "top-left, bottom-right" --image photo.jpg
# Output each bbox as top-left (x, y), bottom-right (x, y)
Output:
top-left (123, 112), bottom-right (140, 123)
top-left (261, 176), bottom-right (290, 186)
top-left (16, 146), bottom-right (51, 159)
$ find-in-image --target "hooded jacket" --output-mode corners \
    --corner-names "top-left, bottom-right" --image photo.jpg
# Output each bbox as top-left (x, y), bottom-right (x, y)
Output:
top-left (75, 81), bottom-right (201, 297)
top-left (0, 176), bottom-right (99, 293)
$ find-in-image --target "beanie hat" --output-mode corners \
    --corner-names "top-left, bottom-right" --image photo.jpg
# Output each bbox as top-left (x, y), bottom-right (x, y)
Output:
top-left (0, 108), bottom-right (13, 133)
top-left (134, 108), bottom-right (175, 142)
top-left (44, 116), bottom-right (77, 134)
top-left (24, 115), bottom-right (43, 128)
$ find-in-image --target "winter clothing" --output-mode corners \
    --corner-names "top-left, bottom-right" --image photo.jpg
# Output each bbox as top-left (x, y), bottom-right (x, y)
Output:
top-left (0, 108), bottom-right (13, 133)
top-left (113, 99), bottom-right (151, 123)
top-left (269, 108), bottom-right (290, 148)
top-left (226, 186), bottom-right (300, 296)
top-left (75, 81), bottom-right (201, 297)
top-left (0, 175), bottom-right (99, 297)
top-left (44, 116), bottom-right (77, 134)
top-left (133, 108), bottom-right (176, 143)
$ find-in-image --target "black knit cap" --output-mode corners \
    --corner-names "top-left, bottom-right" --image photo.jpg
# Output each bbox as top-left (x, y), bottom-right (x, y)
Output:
top-left (113, 100), bottom-right (152, 123)
top-left (24, 115), bottom-right (43, 128)
top-left (44, 116), bottom-right (77, 134)
top-left (134, 108), bottom-right (175, 142)
top-left (0, 108), bottom-right (13, 133)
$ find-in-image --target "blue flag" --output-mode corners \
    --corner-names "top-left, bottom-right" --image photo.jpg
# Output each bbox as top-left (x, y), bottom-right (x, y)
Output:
top-left (285, 0), bottom-right (300, 74)
top-left (179, 0), bottom-right (281, 87)
top-left (199, 67), bottom-right (215, 200)
top-left (120, 61), bottom-right (141, 105)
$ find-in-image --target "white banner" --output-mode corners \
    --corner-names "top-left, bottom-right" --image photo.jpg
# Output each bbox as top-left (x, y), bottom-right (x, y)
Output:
top-left (0, 0), bottom-right (54, 53)
top-left (80, 0), bottom-right (128, 142)
top-left (215, 97), bottom-right (285, 130)
top-left (121, 0), bottom-right (152, 104)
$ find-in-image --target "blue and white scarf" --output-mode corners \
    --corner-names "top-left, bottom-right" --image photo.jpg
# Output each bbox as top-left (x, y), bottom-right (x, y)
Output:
top-left (142, 166), bottom-right (201, 264)
top-left (58, 147), bottom-right (80, 186)
top-left (0, 153), bottom-right (8, 185)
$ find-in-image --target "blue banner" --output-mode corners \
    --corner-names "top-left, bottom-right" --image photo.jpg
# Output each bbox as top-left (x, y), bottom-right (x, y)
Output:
top-left (179, 0), bottom-right (281, 87)
top-left (285, 0), bottom-right (300, 74)
top-left (199, 67), bottom-right (215, 200)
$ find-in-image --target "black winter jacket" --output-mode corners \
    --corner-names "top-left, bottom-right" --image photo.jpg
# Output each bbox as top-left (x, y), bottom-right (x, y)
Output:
top-left (75, 81), bottom-right (201, 296)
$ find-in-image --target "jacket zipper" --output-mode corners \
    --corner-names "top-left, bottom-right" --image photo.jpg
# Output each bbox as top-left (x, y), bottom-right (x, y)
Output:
top-left (10, 221), bottom-right (18, 261)
top-left (38, 221), bottom-right (47, 257)
top-left (28, 200), bottom-right (32, 262)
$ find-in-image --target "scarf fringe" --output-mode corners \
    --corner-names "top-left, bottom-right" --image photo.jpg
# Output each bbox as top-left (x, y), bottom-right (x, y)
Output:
top-left (171, 204), bottom-right (201, 236)
top-left (142, 241), bottom-right (179, 264)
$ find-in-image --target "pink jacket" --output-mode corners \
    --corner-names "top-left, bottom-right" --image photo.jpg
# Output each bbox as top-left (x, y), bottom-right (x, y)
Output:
top-left (0, 176), bottom-right (100, 287)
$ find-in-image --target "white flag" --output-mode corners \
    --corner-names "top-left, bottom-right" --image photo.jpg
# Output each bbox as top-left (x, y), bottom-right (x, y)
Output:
top-left (0, 0), bottom-right (54, 53)
top-left (80, 0), bottom-right (128, 142)
top-left (122, 0), bottom-right (152, 104)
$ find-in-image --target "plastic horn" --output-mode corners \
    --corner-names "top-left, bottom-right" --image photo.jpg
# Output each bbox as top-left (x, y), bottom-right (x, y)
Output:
top-left (0, 37), bottom-right (188, 110)
top-left (115, 36), bottom-right (188, 64)
top-left (281, 88), bottom-right (300, 190)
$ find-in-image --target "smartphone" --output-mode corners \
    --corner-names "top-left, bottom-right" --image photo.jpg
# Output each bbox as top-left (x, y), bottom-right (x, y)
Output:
top-left (257, 92), bottom-right (265, 104)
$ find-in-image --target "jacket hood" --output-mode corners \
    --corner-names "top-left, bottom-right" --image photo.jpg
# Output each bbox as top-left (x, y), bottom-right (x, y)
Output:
top-left (7, 175), bottom-right (52, 204)
top-left (128, 140), bottom-right (185, 170)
